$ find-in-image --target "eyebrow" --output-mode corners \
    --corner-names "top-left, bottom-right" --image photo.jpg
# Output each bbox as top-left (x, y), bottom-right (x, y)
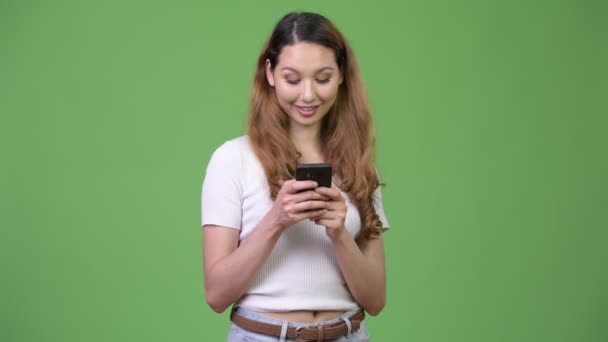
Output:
top-left (280, 66), bottom-right (336, 73)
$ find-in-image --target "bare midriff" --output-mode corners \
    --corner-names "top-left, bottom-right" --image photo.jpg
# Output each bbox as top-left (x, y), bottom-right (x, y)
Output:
top-left (252, 310), bottom-right (346, 324)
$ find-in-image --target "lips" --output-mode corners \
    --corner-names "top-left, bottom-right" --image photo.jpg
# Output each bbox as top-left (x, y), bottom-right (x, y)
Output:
top-left (295, 105), bottom-right (319, 117)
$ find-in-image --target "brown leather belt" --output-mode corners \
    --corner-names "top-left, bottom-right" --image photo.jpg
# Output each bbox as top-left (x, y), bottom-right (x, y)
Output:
top-left (230, 308), bottom-right (365, 341)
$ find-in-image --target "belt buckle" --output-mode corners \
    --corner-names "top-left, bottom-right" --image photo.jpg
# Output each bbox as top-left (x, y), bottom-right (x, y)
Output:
top-left (294, 326), bottom-right (307, 341)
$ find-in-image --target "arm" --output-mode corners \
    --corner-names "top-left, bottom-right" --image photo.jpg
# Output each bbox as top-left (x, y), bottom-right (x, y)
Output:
top-left (330, 230), bottom-right (386, 316)
top-left (203, 180), bottom-right (330, 313)
top-left (314, 186), bottom-right (387, 315)
top-left (203, 217), bottom-right (282, 313)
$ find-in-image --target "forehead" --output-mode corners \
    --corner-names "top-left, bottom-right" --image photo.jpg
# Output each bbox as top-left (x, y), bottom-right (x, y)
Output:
top-left (276, 42), bottom-right (338, 72)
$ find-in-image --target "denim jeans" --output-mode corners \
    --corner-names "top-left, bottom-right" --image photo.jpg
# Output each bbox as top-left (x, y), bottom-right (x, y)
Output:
top-left (227, 306), bottom-right (370, 342)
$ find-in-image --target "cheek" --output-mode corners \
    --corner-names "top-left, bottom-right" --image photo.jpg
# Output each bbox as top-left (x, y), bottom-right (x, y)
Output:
top-left (318, 85), bottom-right (340, 102)
top-left (275, 84), bottom-right (298, 104)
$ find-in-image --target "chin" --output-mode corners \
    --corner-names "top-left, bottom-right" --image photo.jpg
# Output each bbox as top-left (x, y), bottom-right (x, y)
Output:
top-left (293, 115), bottom-right (323, 127)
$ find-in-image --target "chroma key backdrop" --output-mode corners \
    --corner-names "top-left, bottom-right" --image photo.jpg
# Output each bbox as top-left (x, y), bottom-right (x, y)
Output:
top-left (1, 1), bottom-right (606, 341)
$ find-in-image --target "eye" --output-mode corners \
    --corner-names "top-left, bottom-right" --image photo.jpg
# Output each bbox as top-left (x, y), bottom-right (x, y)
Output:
top-left (286, 79), bottom-right (300, 85)
top-left (316, 78), bottom-right (330, 84)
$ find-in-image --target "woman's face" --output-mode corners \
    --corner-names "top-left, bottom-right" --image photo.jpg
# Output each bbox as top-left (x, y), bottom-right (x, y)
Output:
top-left (266, 42), bottom-right (343, 132)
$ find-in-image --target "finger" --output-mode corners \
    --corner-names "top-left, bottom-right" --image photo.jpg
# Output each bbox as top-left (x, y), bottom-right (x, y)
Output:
top-left (309, 206), bottom-right (337, 220)
top-left (279, 179), bottom-right (295, 193)
top-left (315, 186), bottom-right (341, 200)
top-left (314, 210), bottom-right (338, 220)
top-left (291, 190), bottom-right (330, 203)
top-left (292, 209), bottom-right (327, 222)
top-left (314, 218), bottom-right (334, 227)
top-left (292, 200), bottom-right (330, 212)
top-left (308, 210), bottom-right (327, 221)
top-left (288, 180), bottom-right (318, 194)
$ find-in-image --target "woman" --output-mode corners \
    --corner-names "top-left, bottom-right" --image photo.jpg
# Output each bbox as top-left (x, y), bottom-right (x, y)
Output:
top-left (201, 12), bottom-right (390, 341)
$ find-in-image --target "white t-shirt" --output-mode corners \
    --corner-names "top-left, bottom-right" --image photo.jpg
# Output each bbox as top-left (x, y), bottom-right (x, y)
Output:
top-left (201, 136), bottom-right (389, 312)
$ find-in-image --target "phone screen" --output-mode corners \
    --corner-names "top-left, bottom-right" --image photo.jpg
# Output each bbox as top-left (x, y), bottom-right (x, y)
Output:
top-left (295, 163), bottom-right (332, 188)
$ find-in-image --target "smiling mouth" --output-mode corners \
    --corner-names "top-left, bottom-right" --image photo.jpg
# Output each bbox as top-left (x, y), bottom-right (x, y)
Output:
top-left (295, 105), bottom-right (319, 116)
top-left (296, 105), bottom-right (319, 111)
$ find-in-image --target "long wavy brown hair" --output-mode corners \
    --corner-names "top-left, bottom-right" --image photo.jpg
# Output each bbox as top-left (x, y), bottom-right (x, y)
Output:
top-left (246, 12), bottom-right (383, 239)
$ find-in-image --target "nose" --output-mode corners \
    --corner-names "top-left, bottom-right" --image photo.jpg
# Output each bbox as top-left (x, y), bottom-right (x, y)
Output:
top-left (301, 80), bottom-right (316, 103)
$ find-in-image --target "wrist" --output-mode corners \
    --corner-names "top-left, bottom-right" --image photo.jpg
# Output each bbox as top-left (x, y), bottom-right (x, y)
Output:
top-left (328, 226), bottom-right (349, 245)
top-left (261, 211), bottom-right (285, 237)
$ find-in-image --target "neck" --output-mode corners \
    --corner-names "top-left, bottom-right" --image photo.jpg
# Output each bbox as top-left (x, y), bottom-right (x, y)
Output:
top-left (289, 124), bottom-right (324, 163)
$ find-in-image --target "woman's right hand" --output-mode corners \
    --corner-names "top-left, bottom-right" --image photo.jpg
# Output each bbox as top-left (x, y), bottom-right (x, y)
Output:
top-left (269, 179), bottom-right (330, 230)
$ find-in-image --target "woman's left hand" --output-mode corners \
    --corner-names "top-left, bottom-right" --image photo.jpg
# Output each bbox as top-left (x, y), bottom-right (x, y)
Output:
top-left (313, 185), bottom-right (348, 240)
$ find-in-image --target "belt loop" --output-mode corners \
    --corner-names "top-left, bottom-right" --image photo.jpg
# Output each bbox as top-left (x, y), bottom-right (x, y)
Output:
top-left (341, 316), bottom-right (352, 336)
top-left (279, 321), bottom-right (288, 342)
top-left (316, 324), bottom-right (324, 341)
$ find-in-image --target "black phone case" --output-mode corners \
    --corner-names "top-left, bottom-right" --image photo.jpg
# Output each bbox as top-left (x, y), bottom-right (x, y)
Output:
top-left (295, 163), bottom-right (332, 188)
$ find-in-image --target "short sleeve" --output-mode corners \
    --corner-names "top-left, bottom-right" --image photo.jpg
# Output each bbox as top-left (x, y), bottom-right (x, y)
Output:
top-left (373, 185), bottom-right (390, 231)
top-left (201, 140), bottom-right (243, 230)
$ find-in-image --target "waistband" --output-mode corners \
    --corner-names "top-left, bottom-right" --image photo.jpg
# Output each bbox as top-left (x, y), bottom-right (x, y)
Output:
top-left (233, 305), bottom-right (362, 325)
top-left (231, 305), bottom-right (365, 341)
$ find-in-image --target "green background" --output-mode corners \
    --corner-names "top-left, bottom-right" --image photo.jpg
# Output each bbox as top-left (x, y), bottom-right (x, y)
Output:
top-left (1, 0), bottom-right (606, 341)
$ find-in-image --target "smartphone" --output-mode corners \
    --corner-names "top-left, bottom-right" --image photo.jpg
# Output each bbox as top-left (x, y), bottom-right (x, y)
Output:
top-left (295, 163), bottom-right (332, 188)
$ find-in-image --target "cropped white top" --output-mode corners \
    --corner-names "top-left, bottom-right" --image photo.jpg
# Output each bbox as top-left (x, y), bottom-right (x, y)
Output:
top-left (201, 136), bottom-right (389, 312)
